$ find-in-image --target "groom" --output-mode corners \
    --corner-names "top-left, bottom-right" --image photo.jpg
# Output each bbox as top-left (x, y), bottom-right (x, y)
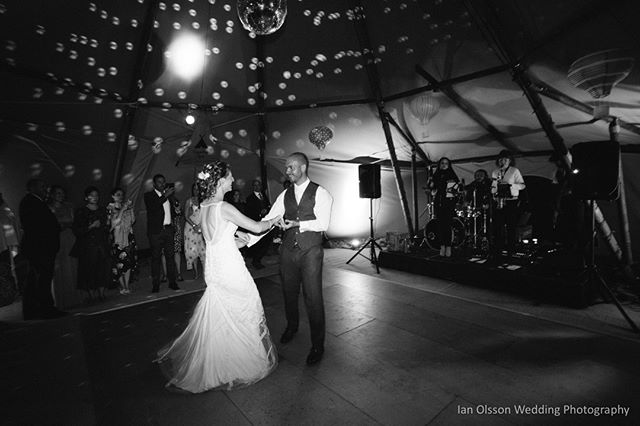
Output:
top-left (257, 152), bottom-right (333, 365)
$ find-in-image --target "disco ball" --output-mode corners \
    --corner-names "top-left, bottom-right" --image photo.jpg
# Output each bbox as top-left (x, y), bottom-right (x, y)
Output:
top-left (237, 0), bottom-right (287, 36)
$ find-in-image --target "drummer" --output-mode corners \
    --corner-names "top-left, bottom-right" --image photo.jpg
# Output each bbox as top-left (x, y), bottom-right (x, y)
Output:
top-left (426, 157), bottom-right (460, 257)
top-left (465, 169), bottom-right (492, 208)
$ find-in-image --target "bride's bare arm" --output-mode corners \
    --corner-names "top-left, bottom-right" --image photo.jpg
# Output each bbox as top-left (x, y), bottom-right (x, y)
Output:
top-left (221, 202), bottom-right (281, 234)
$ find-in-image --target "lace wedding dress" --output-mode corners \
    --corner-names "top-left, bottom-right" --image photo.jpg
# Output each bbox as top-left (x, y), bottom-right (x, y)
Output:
top-left (156, 201), bottom-right (277, 393)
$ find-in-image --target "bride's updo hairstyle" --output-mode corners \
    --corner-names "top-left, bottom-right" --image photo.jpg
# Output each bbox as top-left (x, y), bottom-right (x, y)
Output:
top-left (196, 161), bottom-right (230, 201)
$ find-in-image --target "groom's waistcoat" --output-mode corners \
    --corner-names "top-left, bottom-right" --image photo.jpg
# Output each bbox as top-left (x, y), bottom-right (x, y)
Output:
top-left (282, 182), bottom-right (323, 250)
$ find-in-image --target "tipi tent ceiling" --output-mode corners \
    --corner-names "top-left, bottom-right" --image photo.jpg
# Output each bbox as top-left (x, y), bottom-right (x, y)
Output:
top-left (2, 0), bottom-right (640, 183)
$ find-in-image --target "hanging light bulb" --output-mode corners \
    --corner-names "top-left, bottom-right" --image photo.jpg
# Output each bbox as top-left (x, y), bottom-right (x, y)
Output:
top-left (185, 112), bottom-right (195, 125)
top-left (237, 0), bottom-right (287, 36)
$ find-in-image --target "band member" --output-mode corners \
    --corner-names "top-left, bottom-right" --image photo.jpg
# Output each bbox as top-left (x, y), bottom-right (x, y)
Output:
top-left (427, 157), bottom-right (460, 257)
top-left (465, 169), bottom-right (492, 208)
top-left (491, 150), bottom-right (525, 255)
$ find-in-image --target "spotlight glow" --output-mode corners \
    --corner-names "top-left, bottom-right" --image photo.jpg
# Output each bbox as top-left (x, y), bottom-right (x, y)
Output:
top-left (350, 239), bottom-right (360, 247)
top-left (572, 168), bottom-right (580, 174)
top-left (185, 113), bottom-right (195, 125)
top-left (167, 34), bottom-right (206, 80)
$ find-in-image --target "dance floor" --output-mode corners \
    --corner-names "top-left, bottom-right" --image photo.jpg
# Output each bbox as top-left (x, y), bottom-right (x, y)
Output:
top-left (2, 249), bottom-right (640, 425)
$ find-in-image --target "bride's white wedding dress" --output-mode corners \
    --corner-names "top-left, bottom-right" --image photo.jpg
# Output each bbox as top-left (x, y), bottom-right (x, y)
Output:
top-left (156, 200), bottom-right (277, 393)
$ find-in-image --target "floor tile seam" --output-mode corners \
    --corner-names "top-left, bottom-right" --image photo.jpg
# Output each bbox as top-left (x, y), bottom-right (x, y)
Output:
top-left (327, 266), bottom-right (640, 345)
top-left (302, 368), bottom-right (385, 425)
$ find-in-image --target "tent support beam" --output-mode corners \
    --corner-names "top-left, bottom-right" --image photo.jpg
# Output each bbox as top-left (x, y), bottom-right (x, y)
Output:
top-left (415, 65), bottom-right (520, 153)
top-left (112, 0), bottom-right (160, 188)
top-left (528, 76), bottom-right (640, 137)
top-left (351, 0), bottom-right (414, 237)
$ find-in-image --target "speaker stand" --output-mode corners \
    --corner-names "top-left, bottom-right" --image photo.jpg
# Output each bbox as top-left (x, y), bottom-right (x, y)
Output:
top-left (347, 198), bottom-right (382, 274)
top-left (582, 200), bottom-right (639, 333)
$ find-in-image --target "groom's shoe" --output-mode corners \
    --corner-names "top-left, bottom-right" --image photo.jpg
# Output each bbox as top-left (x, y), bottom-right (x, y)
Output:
top-left (280, 329), bottom-right (297, 344)
top-left (306, 347), bottom-right (324, 365)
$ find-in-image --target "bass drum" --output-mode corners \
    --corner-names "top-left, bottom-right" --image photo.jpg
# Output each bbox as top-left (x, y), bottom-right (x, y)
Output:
top-left (424, 217), bottom-right (465, 250)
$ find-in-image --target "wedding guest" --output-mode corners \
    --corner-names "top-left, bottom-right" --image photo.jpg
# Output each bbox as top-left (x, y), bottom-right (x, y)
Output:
top-left (72, 186), bottom-right (111, 303)
top-left (47, 185), bottom-right (79, 309)
top-left (162, 196), bottom-right (184, 282)
top-left (0, 192), bottom-right (21, 305)
top-left (108, 187), bottom-right (137, 295)
top-left (143, 175), bottom-right (179, 293)
top-left (244, 179), bottom-right (272, 269)
top-left (19, 178), bottom-right (65, 319)
top-left (184, 183), bottom-right (205, 280)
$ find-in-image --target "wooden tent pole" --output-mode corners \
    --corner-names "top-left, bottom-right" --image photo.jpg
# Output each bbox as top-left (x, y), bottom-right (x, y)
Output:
top-left (610, 120), bottom-right (634, 266)
top-left (112, 0), bottom-right (160, 188)
top-left (255, 37), bottom-right (268, 197)
top-left (350, 0), bottom-right (414, 236)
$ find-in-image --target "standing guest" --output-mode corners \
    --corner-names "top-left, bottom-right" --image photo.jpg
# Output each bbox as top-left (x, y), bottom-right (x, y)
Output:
top-left (72, 186), bottom-right (111, 303)
top-left (224, 189), bottom-right (245, 213)
top-left (244, 179), bottom-right (272, 269)
top-left (107, 187), bottom-right (137, 295)
top-left (47, 185), bottom-right (79, 309)
top-left (1, 192), bottom-right (21, 306)
top-left (184, 183), bottom-right (206, 280)
top-left (254, 152), bottom-right (333, 365)
top-left (163, 196), bottom-right (184, 282)
top-left (19, 178), bottom-right (65, 319)
top-left (427, 157), bottom-right (460, 257)
top-left (144, 174), bottom-right (180, 293)
top-left (491, 150), bottom-right (526, 255)
top-left (156, 161), bottom-right (280, 393)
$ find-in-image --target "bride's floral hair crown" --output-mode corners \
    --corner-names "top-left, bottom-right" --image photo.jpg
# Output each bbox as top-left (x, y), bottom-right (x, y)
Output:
top-left (196, 161), bottom-right (229, 201)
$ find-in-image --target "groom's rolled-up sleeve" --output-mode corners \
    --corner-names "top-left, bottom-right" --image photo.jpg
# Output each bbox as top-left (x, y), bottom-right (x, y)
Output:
top-left (299, 186), bottom-right (332, 233)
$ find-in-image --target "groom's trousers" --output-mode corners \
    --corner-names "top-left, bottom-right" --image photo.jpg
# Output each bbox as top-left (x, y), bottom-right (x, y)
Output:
top-left (280, 243), bottom-right (325, 349)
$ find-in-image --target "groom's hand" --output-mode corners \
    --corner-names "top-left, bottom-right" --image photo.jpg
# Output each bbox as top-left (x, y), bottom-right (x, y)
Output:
top-left (280, 219), bottom-right (299, 230)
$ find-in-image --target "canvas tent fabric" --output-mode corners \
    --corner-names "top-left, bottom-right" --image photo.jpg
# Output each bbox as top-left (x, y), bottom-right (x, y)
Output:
top-left (1, 0), bottom-right (639, 257)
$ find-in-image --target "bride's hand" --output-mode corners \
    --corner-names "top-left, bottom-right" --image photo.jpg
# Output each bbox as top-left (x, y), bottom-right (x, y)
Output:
top-left (234, 231), bottom-right (250, 248)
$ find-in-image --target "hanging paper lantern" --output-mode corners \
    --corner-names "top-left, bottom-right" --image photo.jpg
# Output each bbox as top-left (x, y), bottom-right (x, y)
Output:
top-left (408, 93), bottom-right (440, 125)
top-left (237, 0), bottom-right (288, 36)
top-left (308, 125), bottom-right (333, 150)
top-left (567, 49), bottom-right (634, 99)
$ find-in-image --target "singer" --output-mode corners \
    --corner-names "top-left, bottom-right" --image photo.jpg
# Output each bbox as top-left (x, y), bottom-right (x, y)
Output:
top-left (427, 157), bottom-right (460, 257)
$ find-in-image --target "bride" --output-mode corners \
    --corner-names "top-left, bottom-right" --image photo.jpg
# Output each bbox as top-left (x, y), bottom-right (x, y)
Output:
top-left (156, 161), bottom-right (281, 393)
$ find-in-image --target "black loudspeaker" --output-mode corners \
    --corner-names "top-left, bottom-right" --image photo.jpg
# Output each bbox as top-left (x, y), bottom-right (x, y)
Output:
top-left (359, 164), bottom-right (381, 199)
top-left (570, 141), bottom-right (619, 200)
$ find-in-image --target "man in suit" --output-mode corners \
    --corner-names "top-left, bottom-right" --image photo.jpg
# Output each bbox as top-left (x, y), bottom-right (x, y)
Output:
top-left (144, 174), bottom-right (180, 293)
top-left (19, 178), bottom-right (65, 319)
top-left (254, 152), bottom-right (333, 365)
top-left (244, 179), bottom-right (272, 269)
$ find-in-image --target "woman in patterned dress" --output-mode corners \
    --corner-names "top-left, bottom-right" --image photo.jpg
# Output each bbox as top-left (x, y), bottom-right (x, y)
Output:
top-left (184, 183), bottom-right (206, 280)
top-left (107, 187), bottom-right (137, 295)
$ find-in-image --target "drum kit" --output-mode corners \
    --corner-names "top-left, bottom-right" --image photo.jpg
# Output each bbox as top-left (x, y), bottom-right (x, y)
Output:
top-left (418, 186), bottom-right (491, 252)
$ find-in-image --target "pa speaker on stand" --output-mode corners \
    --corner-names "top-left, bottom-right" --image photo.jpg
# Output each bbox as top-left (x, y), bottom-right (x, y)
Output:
top-left (569, 141), bottom-right (638, 333)
top-left (348, 164), bottom-right (382, 273)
